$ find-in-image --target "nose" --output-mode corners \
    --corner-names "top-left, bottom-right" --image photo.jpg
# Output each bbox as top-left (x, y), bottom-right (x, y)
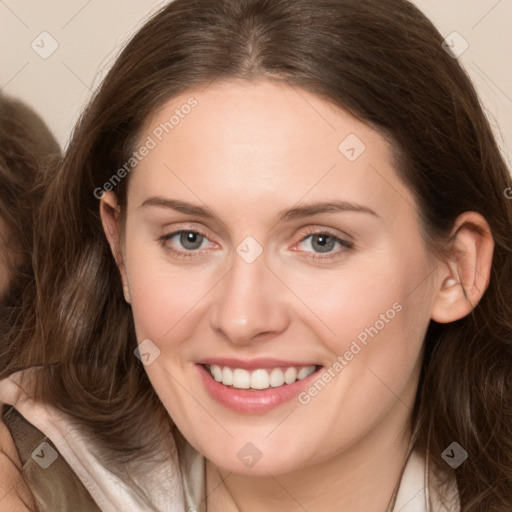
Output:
top-left (209, 250), bottom-right (290, 346)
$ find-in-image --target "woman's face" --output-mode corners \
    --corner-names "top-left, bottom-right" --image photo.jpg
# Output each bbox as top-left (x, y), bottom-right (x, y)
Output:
top-left (106, 80), bottom-right (445, 475)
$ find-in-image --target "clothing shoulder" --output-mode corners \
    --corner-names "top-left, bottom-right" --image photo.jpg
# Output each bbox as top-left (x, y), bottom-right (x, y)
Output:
top-left (0, 369), bottom-right (187, 512)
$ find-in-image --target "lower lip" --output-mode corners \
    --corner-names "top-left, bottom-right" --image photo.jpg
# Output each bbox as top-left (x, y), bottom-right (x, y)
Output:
top-left (197, 364), bottom-right (322, 413)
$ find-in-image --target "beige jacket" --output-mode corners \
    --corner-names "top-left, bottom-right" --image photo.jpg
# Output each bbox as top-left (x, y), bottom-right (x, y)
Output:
top-left (0, 370), bottom-right (460, 511)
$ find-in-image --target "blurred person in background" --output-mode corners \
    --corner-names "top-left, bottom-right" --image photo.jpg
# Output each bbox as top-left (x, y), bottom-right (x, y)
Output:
top-left (0, 92), bottom-right (61, 511)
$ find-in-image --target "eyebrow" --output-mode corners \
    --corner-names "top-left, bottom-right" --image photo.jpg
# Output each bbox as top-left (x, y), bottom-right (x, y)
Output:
top-left (278, 201), bottom-right (379, 221)
top-left (139, 197), bottom-right (379, 222)
top-left (140, 197), bottom-right (214, 217)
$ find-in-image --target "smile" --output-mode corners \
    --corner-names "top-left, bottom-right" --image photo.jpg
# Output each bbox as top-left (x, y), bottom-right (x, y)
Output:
top-left (197, 360), bottom-right (324, 413)
top-left (206, 364), bottom-right (317, 390)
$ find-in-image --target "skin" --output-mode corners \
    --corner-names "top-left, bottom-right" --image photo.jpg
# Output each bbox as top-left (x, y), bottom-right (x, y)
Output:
top-left (101, 79), bottom-right (493, 511)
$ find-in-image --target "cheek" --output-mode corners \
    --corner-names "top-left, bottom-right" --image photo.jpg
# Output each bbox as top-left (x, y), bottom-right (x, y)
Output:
top-left (286, 250), bottom-right (433, 394)
top-left (282, 257), bottom-right (423, 349)
top-left (286, 264), bottom-right (430, 448)
top-left (124, 239), bottom-right (214, 347)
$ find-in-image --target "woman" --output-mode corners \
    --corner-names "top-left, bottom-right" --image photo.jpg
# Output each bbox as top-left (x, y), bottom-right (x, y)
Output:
top-left (1, 0), bottom-right (511, 510)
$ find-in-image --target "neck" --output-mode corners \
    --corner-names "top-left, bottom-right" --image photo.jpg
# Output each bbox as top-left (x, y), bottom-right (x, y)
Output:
top-left (205, 406), bottom-right (415, 512)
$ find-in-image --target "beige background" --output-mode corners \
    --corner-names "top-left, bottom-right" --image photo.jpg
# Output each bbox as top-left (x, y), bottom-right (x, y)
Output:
top-left (0, 0), bottom-right (511, 170)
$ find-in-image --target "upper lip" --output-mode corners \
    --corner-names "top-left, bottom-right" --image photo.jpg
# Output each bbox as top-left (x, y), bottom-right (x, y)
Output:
top-left (197, 358), bottom-right (321, 370)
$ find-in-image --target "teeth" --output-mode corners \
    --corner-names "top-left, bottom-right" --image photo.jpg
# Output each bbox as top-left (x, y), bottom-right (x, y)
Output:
top-left (251, 369), bottom-right (270, 390)
top-left (269, 368), bottom-right (285, 387)
top-left (233, 368), bottom-right (251, 389)
top-left (211, 364), bottom-right (223, 382)
top-left (297, 366), bottom-right (315, 380)
top-left (222, 366), bottom-right (233, 385)
top-left (207, 364), bottom-right (317, 390)
top-left (284, 367), bottom-right (297, 384)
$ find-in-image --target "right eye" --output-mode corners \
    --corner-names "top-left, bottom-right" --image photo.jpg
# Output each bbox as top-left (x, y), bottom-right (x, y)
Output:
top-left (159, 229), bottom-right (215, 258)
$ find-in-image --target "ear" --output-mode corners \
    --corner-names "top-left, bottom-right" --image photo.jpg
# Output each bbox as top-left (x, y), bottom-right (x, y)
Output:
top-left (99, 191), bottom-right (131, 304)
top-left (431, 211), bottom-right (494, 323)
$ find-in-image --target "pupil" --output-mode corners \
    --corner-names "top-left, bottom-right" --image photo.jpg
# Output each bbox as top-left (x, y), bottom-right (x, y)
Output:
top-left (313, 234), bottom-right (334, 253)
top-left (181, 231), bottom-right (202, 250)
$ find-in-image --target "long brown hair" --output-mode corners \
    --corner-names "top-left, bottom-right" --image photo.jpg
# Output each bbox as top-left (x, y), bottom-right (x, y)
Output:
top-left (3, 0), bottom-right (511, 509)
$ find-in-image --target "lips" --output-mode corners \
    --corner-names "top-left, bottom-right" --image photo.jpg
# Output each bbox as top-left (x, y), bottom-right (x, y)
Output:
top-left (196, 358), bottom-right (323, 413)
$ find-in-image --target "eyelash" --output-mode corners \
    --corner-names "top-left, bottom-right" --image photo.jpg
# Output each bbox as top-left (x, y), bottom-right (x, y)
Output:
top-left (158, 228), bottom-right (354, 261)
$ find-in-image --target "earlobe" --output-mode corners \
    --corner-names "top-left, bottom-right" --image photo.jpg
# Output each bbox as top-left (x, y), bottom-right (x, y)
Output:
top-left (99, 191), bottom-right (132, 304)
top-left (430, 212), bottom-right (494, 324)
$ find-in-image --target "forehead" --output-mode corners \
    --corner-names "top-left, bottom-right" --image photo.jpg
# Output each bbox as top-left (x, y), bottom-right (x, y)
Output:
top-left (130, 79), bottom-right (416, 221)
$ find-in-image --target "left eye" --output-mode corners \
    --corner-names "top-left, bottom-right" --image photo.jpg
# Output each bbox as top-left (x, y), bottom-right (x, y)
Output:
top-left (296, 232), bottom-right (353, 255)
